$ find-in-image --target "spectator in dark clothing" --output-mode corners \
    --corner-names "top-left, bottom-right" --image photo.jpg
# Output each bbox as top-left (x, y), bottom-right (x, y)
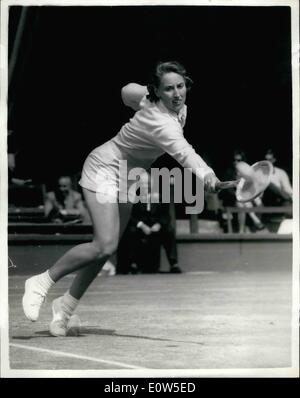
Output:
top-left (7, 130), bottom-right (30, 185)
top-left (8, 130), bottom-right (44, 207)
top-left (117, 172), bottom-right (181, 274)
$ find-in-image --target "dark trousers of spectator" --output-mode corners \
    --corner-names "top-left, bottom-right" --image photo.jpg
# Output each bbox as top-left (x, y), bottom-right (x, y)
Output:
top-left (160, 225), bottom-right (178, 267)
top-left (135, 233), bottom-right (161, 274)
top-left (135, 225), bottom-right (178, 273)
top-left (117, 225), bottom-right (178, 274)
top-left (117, 230), bottom-right (160, 274)
top-left (116, 227), bottom-right (137, 274)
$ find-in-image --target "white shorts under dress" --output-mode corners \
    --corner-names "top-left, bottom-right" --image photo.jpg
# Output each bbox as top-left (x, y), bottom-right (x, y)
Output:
top-left (79, 139), bottom-right (155, 203)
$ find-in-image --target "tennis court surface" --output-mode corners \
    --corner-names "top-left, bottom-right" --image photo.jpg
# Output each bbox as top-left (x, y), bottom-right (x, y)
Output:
top-left (8, 259), bottom-right (293, 372)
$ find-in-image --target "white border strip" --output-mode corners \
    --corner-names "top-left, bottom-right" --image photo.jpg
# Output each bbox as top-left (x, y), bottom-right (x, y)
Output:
top-left (0, 0), bottom-right (10, 382)
top-left (3, 361), bottom-right (298, 378)
top-left (1, 0), bottom-right (299, 379)
top-left (291, 0), bottom-right (300, 373)
top-left (0, 0), bottom-right (299, 7)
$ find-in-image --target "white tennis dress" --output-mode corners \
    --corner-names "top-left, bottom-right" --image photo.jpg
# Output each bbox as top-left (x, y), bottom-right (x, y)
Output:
top-left (79, 96), bottom-right (213, 200)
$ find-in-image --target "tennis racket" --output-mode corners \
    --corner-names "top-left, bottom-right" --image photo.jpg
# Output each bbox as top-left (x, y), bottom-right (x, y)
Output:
top-left (215, 160), bottom-right (273, 203)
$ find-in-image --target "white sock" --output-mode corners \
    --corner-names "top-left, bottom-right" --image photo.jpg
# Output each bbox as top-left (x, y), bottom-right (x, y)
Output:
top-left (35, 271), bottom-right (55, 296)
top-left (61, 291), bottom-right (79, 316)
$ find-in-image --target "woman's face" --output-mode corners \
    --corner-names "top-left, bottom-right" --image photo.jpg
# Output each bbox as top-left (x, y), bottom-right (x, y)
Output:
top-left (155, 72), bottom-right (187, 114)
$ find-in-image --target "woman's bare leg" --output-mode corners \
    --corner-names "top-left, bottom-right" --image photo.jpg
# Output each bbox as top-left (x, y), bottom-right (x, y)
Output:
top-left (48, 189), bottom-right (120, 282)
top-left (69, 200), bottom-right (133, 299)
top-left (22, 188), bottom-right (123, 322)
top-left (48, 193), bottom-right (133, 336)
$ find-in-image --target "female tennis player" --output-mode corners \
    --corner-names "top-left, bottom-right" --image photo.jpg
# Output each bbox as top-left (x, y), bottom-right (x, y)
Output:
top-left (22, 61), bottom-right (220, 336)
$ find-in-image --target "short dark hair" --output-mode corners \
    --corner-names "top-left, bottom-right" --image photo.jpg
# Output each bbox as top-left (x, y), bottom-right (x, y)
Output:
top-left (265, 149), bottom-right (276, 158)
top-left (233, 149), bottom-right (246, 162)
top-left (58, 175), bottom-right (72, 184)
top-left (147, 61), bottom-right (193, 103)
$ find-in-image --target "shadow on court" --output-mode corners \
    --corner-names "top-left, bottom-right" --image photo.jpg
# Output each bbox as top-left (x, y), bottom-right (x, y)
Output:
top-left (12, 328), bottom-right (205, 346)
top-left (7, 267), bottom-right (293, 372)
top-left (7, 235), bottom-right (294, 372)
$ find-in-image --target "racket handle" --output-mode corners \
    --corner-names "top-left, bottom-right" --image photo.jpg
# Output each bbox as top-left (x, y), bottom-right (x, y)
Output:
top-left (215, 180), bottom-right (239, 190)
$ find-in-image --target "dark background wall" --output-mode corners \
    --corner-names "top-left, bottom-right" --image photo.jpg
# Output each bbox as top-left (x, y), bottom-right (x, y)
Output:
top-left (8, 5), bottom-right (292, 184)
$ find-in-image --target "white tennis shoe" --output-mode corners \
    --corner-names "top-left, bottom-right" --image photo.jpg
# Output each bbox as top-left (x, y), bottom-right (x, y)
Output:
top-left (49, 297), bottom-right (81, 337)
top-left (22, 276), bottom-right (46, 322)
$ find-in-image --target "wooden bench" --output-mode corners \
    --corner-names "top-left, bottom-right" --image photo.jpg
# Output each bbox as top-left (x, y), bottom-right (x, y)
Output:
top-left (223, 206), bottom-right (292, 233)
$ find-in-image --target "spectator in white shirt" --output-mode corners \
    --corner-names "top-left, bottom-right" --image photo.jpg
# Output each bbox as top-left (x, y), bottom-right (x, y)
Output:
top-left (263, 149), bottom-right (292, 205)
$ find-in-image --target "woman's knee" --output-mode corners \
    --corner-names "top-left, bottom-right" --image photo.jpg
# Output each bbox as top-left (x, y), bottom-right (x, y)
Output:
top-left (90, 239), bottom-right (118, 259)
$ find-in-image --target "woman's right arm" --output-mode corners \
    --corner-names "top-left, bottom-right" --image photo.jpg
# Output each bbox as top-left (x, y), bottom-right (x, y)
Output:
top-left (152, 123), bottom-right (220, 191)
top-left (121, 83), bottom-right (148, 111)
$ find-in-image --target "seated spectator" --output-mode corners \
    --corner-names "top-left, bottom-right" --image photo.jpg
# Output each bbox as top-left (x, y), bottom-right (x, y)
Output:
top-left (219, 150), bottom-right (265, 233)
top-left (8, 152), bottom-right (32, 187)
top-left (8, 130), bottom-right (29, 186)
top-left (8, 169), bottom-right (37, 207)
top-left (263, 149), bottom-right (293, 205)
top-left (8, 132), bottom-right (44, 208)
top-left (117, 172), bottom-right (181, 274)
top-left (44, 176), bottom-right (90, 223)
top-left (261, 149), bottom-right (292, 232)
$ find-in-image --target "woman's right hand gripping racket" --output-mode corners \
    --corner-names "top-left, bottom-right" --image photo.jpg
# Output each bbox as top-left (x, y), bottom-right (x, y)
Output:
top-left (215, 161), bottom-right (273, 203)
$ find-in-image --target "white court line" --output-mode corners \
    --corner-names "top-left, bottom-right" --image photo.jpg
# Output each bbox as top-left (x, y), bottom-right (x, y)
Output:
top-left (10, 343), bottom-right (147, 370)
top-left (185, 271), bottom-right (219, 275)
